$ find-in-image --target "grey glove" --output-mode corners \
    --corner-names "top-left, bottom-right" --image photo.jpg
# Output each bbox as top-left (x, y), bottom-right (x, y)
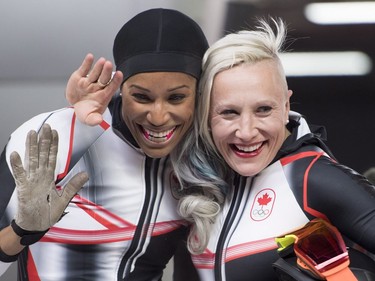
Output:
top-left (9, 123), bottom-right (88, 243)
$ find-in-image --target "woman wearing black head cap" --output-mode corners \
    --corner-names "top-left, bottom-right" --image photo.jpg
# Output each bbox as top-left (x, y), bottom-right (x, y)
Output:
top-left (0, 8), bottom-right (208, 281)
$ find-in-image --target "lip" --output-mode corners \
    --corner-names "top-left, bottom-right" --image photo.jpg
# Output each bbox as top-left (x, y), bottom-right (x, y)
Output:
top-left (140, 126), bottom-right (177, 144)
top-left (230, 141), bottom-right (265, 158)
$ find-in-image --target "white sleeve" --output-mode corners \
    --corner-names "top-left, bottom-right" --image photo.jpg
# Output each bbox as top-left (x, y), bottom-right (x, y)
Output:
top-left (0, 262), bottom-right (11, 277)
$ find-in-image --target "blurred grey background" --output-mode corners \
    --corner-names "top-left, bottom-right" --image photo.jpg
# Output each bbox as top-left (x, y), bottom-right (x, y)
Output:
top-left (1, 0), bottom-right (375, 280)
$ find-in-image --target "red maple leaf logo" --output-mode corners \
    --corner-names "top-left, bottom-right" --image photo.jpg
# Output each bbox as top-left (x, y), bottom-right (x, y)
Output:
top-left (257, 193), bottom-right (272, 206)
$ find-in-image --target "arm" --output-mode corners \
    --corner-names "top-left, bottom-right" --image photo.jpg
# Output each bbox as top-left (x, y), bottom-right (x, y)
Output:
top-left (307, 156), bottom-right (375, 254)
top-left (65, 53), bottom-right (123, 126)
top-left (173, 238), bottom-right (200, 281)
top-left (0, 124), bottom-right (88, 261)
top-left (0, 226), bottom-right (24, 261)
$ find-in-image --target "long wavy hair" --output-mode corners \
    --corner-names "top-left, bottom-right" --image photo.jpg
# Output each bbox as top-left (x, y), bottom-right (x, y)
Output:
top-left (171, 18), bottom-right (288, 254)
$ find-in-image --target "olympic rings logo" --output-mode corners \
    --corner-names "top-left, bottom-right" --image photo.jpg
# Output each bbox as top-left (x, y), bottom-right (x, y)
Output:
top-left (252, 208), bottom-right (270, 216)
top-left (250, 188), bottom-right (275, 221)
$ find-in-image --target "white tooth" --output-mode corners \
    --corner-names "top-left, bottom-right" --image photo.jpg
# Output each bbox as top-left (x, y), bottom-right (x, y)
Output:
top-left (144, 127), bottom-right (175, 138)
top-left (236, 143), bottom-right (261, 152)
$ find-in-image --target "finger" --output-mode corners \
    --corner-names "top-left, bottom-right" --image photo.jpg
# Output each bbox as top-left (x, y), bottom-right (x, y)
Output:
top-left (60, 172), bottom-right (89, 200)
top-left (76, 53), bottom-right (94, 78)
top-left (48, 129), bottom-right (59, 171)
top-left (106, 71), bottom-right (123, 93)
top-left (10, 151), bottom-right (27, 185)
top-left (86, 57), bottom-right (106, 84)
top-left (66, 54), bottom-right (95, 105)
top-left (93, 74), bottom-right (120, 108)
top-left (38, 124), bottom-right (53, 169)
top-left (94, 71), bottom-right (123, 109)
top-left (49, 172), bottom-right (88, 226)
top-left (97, 61), bottom-right (115, 86)
top-left (25, 129), bottom-right (38, 175)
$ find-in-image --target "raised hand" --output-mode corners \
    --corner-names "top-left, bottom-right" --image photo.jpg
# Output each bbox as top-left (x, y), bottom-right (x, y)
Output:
top-left (66, 53), bottom-right (123, 126)
top-left (10, 124), bottom-right (88, 237)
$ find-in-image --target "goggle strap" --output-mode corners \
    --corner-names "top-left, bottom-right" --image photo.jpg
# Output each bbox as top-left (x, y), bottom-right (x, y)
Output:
top-left (325, 265), bottom-right (358, 281)
top-left (275, 235), bottom-right (297, 252)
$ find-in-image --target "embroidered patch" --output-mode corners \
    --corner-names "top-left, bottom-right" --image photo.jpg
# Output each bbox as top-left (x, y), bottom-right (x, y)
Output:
top-left (250, 188), bottom-right (275, 221)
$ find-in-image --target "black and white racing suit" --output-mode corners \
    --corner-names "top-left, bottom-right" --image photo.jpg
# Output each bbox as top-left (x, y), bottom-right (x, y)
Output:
top-left (0, 96), bottom-right (191, 281)
top-left (192, 112), bottom-right (375, 281)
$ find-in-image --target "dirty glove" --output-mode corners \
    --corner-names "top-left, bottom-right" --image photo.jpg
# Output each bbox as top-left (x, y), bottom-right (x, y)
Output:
top-left (9, 124), bottom-right (89, 245)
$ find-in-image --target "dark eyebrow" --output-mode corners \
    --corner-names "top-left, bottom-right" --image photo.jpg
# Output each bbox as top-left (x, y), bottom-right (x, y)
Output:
top-left (128, 84), bottom-right (150, 92)
top-left (128, 84), bottom-right (191, 93)
top-left (167, 85), bottom-right (191, 92)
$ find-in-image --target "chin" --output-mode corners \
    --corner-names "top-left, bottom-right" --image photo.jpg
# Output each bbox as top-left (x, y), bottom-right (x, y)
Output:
top-left (232, 165), bottom-right (262, 177)
top-left (144, 151), bottom-right (168, 158)
top-left (238, 171), bottom-right (257, 177)
top-left (143, 148), bottom-right (173, 159)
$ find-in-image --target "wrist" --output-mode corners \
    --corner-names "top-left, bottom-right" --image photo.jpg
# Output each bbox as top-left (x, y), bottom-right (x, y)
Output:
top-left (0, 247), bottom-right (20, 262)
top-left (11, 220), bottom-right (49, 246)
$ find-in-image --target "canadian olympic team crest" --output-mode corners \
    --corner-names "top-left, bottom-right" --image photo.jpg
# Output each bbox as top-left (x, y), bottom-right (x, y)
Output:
top-left (250, 188), bottom-right (275, 221)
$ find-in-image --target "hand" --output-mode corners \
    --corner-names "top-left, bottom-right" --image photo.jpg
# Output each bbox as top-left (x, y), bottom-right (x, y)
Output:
top-left (10, 124), bottom-right (89, 232)
top-left (66, 53), bottom-right (123, 126)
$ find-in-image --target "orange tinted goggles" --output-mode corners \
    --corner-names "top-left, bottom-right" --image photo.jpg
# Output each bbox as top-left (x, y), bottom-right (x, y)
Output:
top-left (275, 218), bottom-right (357, 280)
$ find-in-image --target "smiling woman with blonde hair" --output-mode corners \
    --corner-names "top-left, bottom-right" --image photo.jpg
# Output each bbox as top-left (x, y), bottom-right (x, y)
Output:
top-left (172, 18), bottom-right (375, 281)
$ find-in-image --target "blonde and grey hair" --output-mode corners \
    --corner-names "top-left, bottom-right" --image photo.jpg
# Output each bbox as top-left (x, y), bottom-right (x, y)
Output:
top-left (198, 17), bottom-right (287, 158)
top-left (171, 18), bottom-right (288, 254)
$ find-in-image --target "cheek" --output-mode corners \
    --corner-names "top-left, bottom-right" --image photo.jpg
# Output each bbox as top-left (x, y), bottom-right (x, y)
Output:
top-left (265, 113), bottom-right (286, 129)
top-left (184, 114), bottom-right (194, 128)
top-left (265, 119), bottom-right (287, 145)
top-left (121, 102), bottom-right (144, 131)
top-left (267, 123), bottom-right (283, 137)
top-left (175, 100), bottom-right (195, 120)
top-left (211, 124), bottom-right (228, 149)
top-left (121, 97), bottom-right (136, 115)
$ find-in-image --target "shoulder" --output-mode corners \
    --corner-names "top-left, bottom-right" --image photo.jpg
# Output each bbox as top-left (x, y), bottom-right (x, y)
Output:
top-left (6, 107), bottom-right (112, 172)
top-left (6, 108), bottom-right (74, 152)
top-left (309, 156), bottom-right (374, 194)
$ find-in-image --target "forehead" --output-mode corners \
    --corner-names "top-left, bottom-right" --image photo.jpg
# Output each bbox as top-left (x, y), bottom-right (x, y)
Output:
top-left (211, 61), bottom-right (287, 104)
top-left (213, 60), bottom-right (286, 91)
top-left (216, 59), bottom-right (283, 80)
top-left (122, 71), bottom-right (197, 92)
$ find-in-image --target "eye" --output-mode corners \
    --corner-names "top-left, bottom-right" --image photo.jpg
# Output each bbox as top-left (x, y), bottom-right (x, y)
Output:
top-left (257, 106), bottom-right (272, 114)
top-left (168, 94), bottom-right (186, 103)
top-left (132, 93), bottom-right (151, 103)
top-left (220, 109), bottom-right (238, 116)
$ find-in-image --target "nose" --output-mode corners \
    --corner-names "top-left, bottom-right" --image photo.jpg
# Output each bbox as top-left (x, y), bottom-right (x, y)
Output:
top-left (235, 115), bottom-right (258, 141)
top-left (146, 102), bottom-right (169, 126)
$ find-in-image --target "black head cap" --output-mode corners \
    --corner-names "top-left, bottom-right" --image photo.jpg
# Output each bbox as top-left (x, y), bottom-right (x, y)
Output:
top-left (113, 8), bottom-right (209, 83)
